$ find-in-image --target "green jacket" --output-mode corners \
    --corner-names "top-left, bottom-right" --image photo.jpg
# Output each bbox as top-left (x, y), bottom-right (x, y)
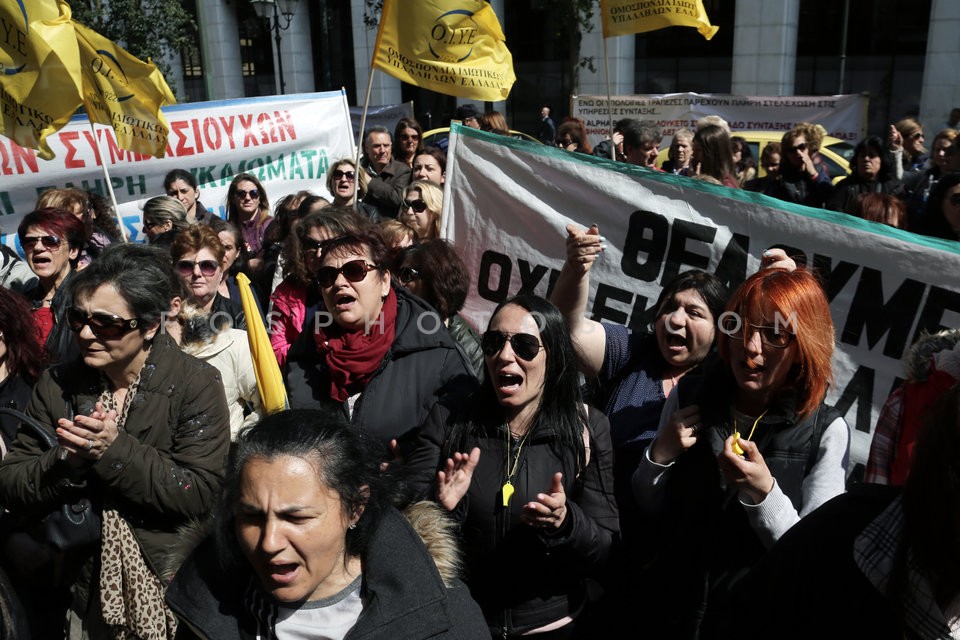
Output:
top-left (0, 333), bottom-right (230, 583)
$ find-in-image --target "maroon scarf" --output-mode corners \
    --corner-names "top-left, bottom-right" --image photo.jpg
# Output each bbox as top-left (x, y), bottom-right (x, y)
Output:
top-left (314, 288), bottom-right (398, 402)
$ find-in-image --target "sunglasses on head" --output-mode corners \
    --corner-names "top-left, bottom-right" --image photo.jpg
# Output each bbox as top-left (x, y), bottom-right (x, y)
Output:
top-left (21, 235), bottom-right (62, 251)
top-left (481, 330), bottom-right (543, 361)
top-left (234, 189), bottom-right (259, 200)
top-left (398, 266), bottom-right (420, 285)
top-left (333, 170), bottom-right (356, 181)
top-left (176, 259), bottom-right (220, 277)
top-left (404, 199), bottom-right (428, 213)
top-left (316, 259), bottom-right (378, 288)
top-left (66, 308), bottom-right (140, 340)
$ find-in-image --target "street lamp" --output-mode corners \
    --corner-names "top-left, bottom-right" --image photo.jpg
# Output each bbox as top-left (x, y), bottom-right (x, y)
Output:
top-left (249, 0), bottom-right (299, 95)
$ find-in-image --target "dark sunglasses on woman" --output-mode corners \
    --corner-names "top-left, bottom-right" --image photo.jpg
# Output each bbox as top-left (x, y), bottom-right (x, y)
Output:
top-left (404, 199), bottom-right (428, 213)
top-left (397, 267), bottom-right (420, 285)
top-left (481, 331), bottom-right (543, 361)
top-left (333, 170), bottom-right (356, 181)
top-left (316, 260), bottom-right (378, 288)
top-left (176, 259), bottom-right (220, 278)
top-left (234, 189), bottom-right (259, 200)
top-left (21, 235), bottom-right (62, 251)
top-left (66, 308), bottom-right (140, 340)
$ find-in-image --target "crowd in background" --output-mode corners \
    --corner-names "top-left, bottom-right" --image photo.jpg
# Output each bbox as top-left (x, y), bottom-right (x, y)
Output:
top-left (0, 106), bottom-right (958, 639)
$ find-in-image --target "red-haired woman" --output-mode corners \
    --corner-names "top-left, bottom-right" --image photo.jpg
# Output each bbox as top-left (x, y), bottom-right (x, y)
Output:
top-left (17, 208), bottom-right (85, 360)
top-left (0, 288), bottom-right (44, 450)
top-left (632, 268), bottom-right (850, 639)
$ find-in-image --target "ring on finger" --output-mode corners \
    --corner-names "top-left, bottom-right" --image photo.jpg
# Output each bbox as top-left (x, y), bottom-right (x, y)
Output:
top-left (85, 439), bottom-right (93, 451)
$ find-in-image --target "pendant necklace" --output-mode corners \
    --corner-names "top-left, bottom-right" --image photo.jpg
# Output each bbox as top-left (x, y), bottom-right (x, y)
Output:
top-left (501, 425), bottom-right (530, 507)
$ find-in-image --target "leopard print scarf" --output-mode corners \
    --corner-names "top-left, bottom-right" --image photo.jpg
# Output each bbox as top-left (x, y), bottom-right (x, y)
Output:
top-left (96, 370), bottom-right (178, 640)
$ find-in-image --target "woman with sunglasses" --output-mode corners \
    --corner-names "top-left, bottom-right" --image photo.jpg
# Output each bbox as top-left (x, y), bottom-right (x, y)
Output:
top-left (269, 208), bottom-right (371, 367)
top-left (0, 242), bottom-right (230, 639)
top-left (35, 188), bottom-right (120, 268)
top-left (632, 268), bottom-right (849, 639)
top-left (141, 195), bottom-right (189, 247)
top-left (326, 158), bottom-right (378, 219)
top-left (283, 230), bottom-right (476, 454)
top-left (405, 294), bottom-right (618, 638)
top-left (17, 208), bottom-right (86, 360)
top-left (400, 180), bottom-right (443, 240)
top-left (764, 122), bottom-right (833, 208)
top-left (170, 225), bottom-right (247, 331)
top-left (394, 117), bottom-right (424, 168)
top-left (226, 173), bottom-right (272, 272)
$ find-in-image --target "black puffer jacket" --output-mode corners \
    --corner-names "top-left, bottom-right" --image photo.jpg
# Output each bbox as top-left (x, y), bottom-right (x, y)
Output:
top-left (284, 286), bottom-right (478, 454)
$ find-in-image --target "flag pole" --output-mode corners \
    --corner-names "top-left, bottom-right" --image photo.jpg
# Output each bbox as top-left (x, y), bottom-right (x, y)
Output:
top-left (88, 121), bottom-right (129, 243)
top-left (602, 34), bottom-right (615, 161)
top-left (354, 66), bottom-right (376, 211)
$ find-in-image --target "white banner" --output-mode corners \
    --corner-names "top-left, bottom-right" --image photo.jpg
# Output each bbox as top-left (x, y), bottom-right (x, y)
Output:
top-left (349, 102), bottom-right (416, 144)
top-left (0, 91), bottom-right (355, 246)
top-left (573, 93), bottom-right (868, 148)
top-left (441, 125), bottom-right (960, 475)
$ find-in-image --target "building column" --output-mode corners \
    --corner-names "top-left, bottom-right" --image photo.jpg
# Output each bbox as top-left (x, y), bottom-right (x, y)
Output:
top-left (277, 3), bottom-right (314, 95)
top-left (578, 12), bottom-right (636, 97)
top-left (919, 0), bottom-right (960, 131)
top-left (351, 0), bottom-right (401, 108)
top-left (731, 0), bottom-right (800, 95)
top-left (198, 0), bottom-right (244, 100)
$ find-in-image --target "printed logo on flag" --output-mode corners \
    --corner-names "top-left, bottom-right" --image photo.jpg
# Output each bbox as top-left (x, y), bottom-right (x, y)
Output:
top-left (429, 9), bottom-right (479, 63)
top-left (0, 0), bottom-right (29, 75)
top-left (90, 48), bottom-right (134, 101)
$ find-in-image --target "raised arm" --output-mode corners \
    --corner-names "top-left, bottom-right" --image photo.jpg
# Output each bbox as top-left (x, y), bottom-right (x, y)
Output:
top-left (549, 223), bottom-right (608, 377)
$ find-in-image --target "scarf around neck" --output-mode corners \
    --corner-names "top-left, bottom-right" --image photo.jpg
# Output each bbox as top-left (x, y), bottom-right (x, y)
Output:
top-left (314, 287), bottom-right (397, 402)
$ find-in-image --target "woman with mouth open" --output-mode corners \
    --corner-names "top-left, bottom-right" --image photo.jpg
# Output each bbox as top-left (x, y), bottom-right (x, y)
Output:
top-left (406, 294), bottom-right (619, 639)
top-left (632, 267), bottom-right (850, 639)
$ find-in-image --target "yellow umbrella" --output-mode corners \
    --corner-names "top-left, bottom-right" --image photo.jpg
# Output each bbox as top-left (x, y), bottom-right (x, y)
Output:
top-left (0, 0), bottom-right (175, 160)
top-left (236, 273), bottom-right (289, 415)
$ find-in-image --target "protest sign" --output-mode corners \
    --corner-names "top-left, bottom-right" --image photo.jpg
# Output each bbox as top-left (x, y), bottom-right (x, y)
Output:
top-left (573, 93), bottom-right (867, 148)
top-left (0, 91), bottom-right (354, 247)
top-left (441, 124), bottom-right (960, 474)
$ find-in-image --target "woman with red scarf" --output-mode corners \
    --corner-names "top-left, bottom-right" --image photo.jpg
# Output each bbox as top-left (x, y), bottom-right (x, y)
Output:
top-left (282, 230), bottom-right (477, 456)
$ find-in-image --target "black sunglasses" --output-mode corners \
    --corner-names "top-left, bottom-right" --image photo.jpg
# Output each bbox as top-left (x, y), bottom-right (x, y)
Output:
top-left (66, 308), bottom-right (140, 340)
top-left (316, 259), bottom-right (378, 288)
top-left (176, 259), bottom-right (220, 277)
top-left (398, 266), bottom-right (420, 285)
top-left (481, 331), bottom-right (543, 362)
top-left (234, 188), bottom-right (259, 200)
top-left (302, 238), bottom-right (324, 252)
top-left (21, 235), bottom-right (62, 250)
top-left (404, 199), bottom-right (428, 213)
top-left (333, 170), bottom-right (356, 181)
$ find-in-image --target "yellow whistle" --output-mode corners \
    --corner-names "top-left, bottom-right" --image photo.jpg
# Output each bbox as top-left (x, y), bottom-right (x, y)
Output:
top-left (732, 431), bottom-right (744, 455)
top-left (502, 481), bottom-right (515, 507)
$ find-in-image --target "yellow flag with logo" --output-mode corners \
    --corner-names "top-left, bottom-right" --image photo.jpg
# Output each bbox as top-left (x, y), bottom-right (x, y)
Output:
top-left (0, 0), bottom-right (84, 160)
top-left (74, 21), bottom-right (176, 158)
top-left (600, 0), bottom-right (719, 40)
top-left (372, 0), bottom-right (515, 102)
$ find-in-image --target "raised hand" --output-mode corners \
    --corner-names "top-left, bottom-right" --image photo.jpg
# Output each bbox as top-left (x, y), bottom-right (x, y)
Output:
top-left (564, 223), bottom-right (605, 274)
top-left (436, 447), bottom-right (480, 512)
top-left (649, 404), bottom-right (702, 464)
top-left (522, 472), bottom-right (568, 530)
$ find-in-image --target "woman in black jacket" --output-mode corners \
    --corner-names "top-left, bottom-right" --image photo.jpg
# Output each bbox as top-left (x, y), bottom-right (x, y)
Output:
top-left (408, 295), bottom-right (619, 638)
top-left (827, 136), bottom-right (905, 214)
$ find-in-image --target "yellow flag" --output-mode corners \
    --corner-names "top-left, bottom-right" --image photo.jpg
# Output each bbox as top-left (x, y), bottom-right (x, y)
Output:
top-left (372, 0), bottom-right (515, 102)
top-left (236, 273), bottom-right (289, 416)
top-left (74, 21), bottom-right (176, 158)
top-left (600, 0), bottom-right (719, 40)
top-left (0, 0), bottom-right (84, 159)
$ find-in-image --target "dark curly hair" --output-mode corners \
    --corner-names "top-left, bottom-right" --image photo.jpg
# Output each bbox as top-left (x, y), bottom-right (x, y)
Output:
top-left (397, 239), bottom-right (469, 320)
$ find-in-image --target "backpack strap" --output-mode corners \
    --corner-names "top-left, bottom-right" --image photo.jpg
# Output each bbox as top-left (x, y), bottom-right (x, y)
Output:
top-left (804, 404), bottom-right (842, 477)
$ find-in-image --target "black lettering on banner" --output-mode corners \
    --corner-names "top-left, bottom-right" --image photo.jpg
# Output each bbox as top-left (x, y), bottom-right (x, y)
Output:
top-left (477, 250), bottom-right (511, 303)
top-left (913, 285), bottom-right (960, 342)
top-left (622, 210), bottom-right (668, 281)
top-left (591, 283), bottom-right (632, 325)
top-left (812, 254), bottom-right (859, 303)
top-left (832, 364), bottom-right (874, 434)
top-left (543, 268), bottom-right (563, 300)
top-left (840, 268), bottom-right (925, 358)
top-left (661, 219), bottom-right (714, 285)
top-left (713, 232), bottom-right (750, 291)
top-left (628, 294), bottom-right (656, 332)
top-left (517, 259), bottom-right (549, 295)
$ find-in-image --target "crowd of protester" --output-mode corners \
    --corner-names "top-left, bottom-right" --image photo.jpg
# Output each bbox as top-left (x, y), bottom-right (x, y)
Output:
top-left (0, 108), bottom-right (958, 640)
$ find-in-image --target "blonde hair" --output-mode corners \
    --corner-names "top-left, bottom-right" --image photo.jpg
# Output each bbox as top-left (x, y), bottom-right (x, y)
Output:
top-left (405, 180), bottom-right (443, 239)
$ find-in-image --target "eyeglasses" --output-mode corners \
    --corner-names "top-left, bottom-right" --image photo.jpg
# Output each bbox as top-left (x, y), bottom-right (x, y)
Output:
top-left (949, 193), bottom-right (960, 207)
top-left (721, 317), bottom-right (794, 349)
top-left (20, 235), bottom-right (63, 251)
top-left (398, 266), bottom-right (420, 285)
top-left (316, 259), bottom-right (378, 288)
top-left (790, 143), bottom-right (808, 152)
top-left (909, 132), bottom-right (924, 140)
top-left (66, 308), bottom-right (140, 340)
top-left (403, 199), bottom-right (428, 213)
top-left (142, 219), bottom-right (162, 230)
top-left (481, 330), bottom-right (544, 362)
top-left (234, 189), bottom-right (260, 200)
top-left (333, 170), bottom-right (356, 181)
top-left (399, 134), bottom-right (420, 141)
top-left (176, 259), bottom-right (220, 277)
top-left (302, 238), bottom-right (324, 252)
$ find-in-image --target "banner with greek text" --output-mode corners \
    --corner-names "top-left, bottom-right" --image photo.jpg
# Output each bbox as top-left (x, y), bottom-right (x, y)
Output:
top-left (573, 93), bottom-right (868, 149)
top-left (0, 91), bottom-right (354, 247)
top-left (600, 0), bottom-right (718, 40)
top-left (440, 124), bottom-right (960, 476)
